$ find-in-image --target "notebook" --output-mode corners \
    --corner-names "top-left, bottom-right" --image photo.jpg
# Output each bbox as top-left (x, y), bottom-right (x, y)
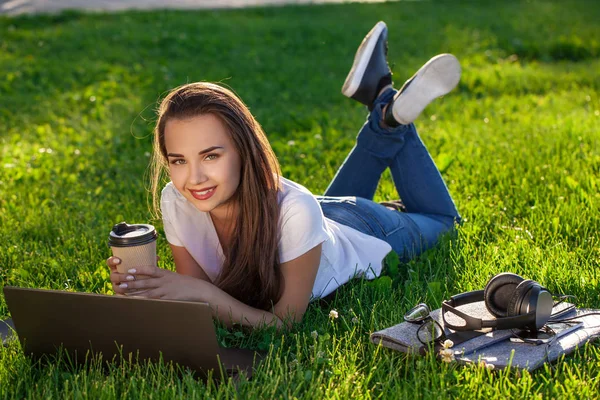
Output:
top-left (457, 309), bottom-right (600, 371)
top-left (2, 286), bottom-right (264, 379)
top-left (370, 300), bottom-right (523, 355)
top-left (369, 300), bottom-right (600, 371)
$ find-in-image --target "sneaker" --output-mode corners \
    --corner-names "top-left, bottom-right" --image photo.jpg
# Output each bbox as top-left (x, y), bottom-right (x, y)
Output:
top-left (384, 54), bottom-right (461, 126)
top-left (342, 21), bottom-right (393, 111)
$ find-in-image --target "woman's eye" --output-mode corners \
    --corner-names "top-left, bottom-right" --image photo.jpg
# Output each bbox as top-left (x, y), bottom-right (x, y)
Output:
top-left (170, 159), bottom-right (186, 165)
top-left (205, 154), bottom-right (218, 161)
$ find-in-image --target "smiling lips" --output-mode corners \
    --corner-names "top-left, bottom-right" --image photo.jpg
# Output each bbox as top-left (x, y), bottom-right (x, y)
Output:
top-left (189, 186), bottom-right (216, 200)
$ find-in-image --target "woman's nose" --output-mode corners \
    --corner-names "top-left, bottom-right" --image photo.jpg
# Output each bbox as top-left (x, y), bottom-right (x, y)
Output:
top-left (188, 165), bottom-right (208, 186)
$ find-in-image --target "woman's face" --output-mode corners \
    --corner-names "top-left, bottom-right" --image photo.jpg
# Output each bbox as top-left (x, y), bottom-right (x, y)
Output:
top-left (164, 114), bottom-right (242, 220)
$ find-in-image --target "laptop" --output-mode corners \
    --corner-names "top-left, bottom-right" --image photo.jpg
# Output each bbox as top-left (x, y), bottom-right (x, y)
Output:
top-left (2, 286), bottom-right (264, 380)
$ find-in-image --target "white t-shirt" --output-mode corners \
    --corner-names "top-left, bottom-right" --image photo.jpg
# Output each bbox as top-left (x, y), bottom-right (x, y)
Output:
top-left (161, 176), bottom-right (392, 299)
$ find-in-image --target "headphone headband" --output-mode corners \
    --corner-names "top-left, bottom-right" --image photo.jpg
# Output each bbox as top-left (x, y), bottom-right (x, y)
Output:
top-left (442, 289), bottom-right (539, 331)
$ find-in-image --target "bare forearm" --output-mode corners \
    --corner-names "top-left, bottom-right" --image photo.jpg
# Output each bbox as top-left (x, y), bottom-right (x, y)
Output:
top-left (201, 281), bottom-right (283, 329)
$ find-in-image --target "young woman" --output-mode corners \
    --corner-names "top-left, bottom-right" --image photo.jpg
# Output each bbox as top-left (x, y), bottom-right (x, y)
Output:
top-left (106, 22), bottom-right (462, 329)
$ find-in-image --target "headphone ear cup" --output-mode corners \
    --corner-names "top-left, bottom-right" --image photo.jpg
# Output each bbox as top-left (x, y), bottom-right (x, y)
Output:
top-left (507, 280), bottom-right (536, 317)
top-left (507, 280), bottom-right (542, 331)
top-left (484, 273), bottom-right (525, 317)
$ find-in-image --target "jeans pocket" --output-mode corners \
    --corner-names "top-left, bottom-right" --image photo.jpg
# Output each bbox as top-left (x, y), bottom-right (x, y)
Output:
top-left (318, 196), bottom-right (405, 239)
top-left (318, 198), bottom-right (377, 236)
top-left (354, 197), bottom-right (405, 238)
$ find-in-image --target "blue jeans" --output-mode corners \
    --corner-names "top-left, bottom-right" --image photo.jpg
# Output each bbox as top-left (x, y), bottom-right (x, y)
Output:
top-left (316, 88), bottom-right (461, 261)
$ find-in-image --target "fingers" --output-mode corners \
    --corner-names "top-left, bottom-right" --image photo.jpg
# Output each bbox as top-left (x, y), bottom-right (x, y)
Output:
top-left (112, 285), bottom-right (125, 295)
top-left (112, 281), bottom-right (128, 295)
top-left (112, 282), bottom-right (145, 296)
top-left (125, 265), bottom-right (161, 277)
top-left (107, 258), bottom-right (158, 276)
top-left (112, 275), bottom-right (154, 296)
top-left (110, 270), bottom-right (128, 294)
top-left (130, 289), bottom-right (161, 299)
top-left (106, 256), bottom-right (121, 271)
top-left (108, 260), bottom-right (161, 296)
top-left (117, 278), bottom-right (161, 295)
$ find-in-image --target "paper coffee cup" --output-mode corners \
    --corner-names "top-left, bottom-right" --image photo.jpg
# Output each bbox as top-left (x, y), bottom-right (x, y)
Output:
top-left (108, 222), bottom-right (157, 278)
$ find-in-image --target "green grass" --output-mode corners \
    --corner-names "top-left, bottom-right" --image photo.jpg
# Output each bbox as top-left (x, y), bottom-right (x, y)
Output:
top-left (1, 0), bottom-right (600, 398)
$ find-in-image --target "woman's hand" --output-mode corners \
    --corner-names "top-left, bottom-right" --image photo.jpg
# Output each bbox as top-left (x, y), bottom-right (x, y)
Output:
top-left (106, 255), bottom-right (160, 296)
top-left (107, 256), bottom-right (154, 296)
top-left (106, 256), bottom-right (209, 302)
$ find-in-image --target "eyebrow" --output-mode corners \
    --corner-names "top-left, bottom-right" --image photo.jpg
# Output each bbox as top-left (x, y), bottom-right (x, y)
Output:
top-left (166, 146), bottom-right (224, 158)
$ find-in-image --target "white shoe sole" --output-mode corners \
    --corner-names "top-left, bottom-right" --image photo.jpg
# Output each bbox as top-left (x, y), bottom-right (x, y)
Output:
top-left (392, 54), bottom-right (461, 125)
top-left (342, 21), bottom-right (387, 98)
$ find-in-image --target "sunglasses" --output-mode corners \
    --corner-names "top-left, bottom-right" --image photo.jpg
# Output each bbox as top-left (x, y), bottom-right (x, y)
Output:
top-left (404, 303), bottom-right (446, 345)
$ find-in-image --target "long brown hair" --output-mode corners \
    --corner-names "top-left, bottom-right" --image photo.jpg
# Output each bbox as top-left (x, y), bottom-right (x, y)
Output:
top-left (150, 82), bottom-right (282, 310)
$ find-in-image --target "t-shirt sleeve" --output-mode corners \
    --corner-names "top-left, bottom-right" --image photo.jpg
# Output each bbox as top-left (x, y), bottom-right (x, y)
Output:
top-left (279, 193), bottom-right (330, 263)
top-left (160, 184), bottom-right (184, 247)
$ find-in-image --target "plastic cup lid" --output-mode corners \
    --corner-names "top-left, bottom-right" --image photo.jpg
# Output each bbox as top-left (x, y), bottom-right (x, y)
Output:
top-left (108, 222), bottom-right (157, 247)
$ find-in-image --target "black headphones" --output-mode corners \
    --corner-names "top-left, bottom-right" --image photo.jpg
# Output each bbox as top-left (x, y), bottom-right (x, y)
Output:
top-left (442, 273), bottom-right (554, 332)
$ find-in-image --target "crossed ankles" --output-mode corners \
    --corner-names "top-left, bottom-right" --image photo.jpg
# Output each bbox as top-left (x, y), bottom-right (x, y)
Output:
top-left (342, 22), bottom-right (462, 128)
